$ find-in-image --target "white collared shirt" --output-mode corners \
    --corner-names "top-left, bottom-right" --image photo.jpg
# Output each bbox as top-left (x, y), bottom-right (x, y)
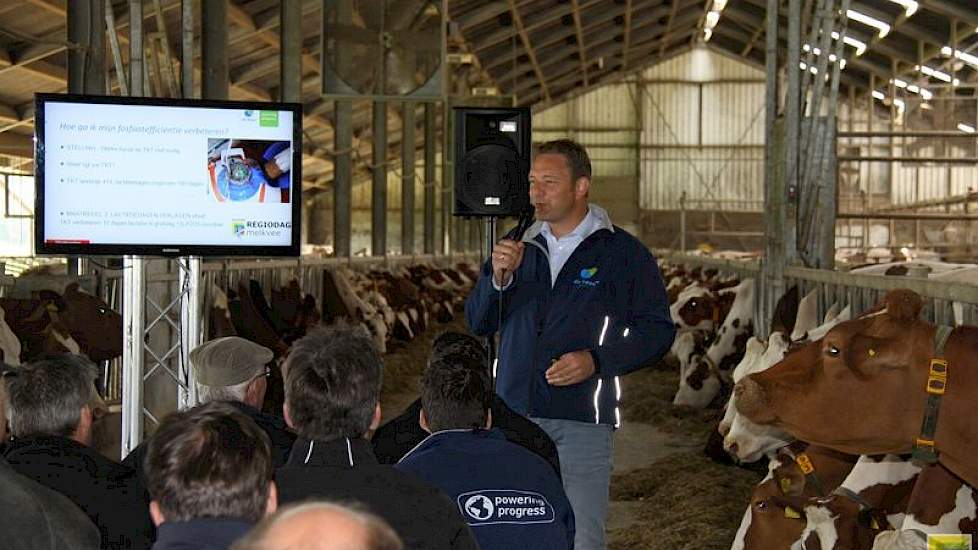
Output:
top-left (539, 207), bottom-right (598, 287)
top-left (493, 203), bottom-right (614, 290)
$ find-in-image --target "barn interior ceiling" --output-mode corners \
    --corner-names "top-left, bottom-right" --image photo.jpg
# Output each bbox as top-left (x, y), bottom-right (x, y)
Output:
top-left (0, 0), bottom-right (975, 193)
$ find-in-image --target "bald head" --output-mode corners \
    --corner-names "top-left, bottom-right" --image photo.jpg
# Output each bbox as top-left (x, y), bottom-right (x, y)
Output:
top-left (232, 502), bottom-right (402, 550)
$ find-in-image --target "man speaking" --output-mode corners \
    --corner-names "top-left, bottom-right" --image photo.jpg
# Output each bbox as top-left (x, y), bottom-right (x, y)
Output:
top-left (465, 139), bottom-right (675, 550)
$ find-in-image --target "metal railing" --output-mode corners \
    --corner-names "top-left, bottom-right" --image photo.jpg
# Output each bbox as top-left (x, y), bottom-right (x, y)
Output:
top-left (663, 252), bottom-right (978, 334)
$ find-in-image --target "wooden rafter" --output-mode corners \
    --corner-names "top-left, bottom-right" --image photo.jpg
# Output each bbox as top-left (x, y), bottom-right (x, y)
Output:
top-left (570, 0), bottom-right (589, 86)
top-left (507, 0), bottom-right (551, 102)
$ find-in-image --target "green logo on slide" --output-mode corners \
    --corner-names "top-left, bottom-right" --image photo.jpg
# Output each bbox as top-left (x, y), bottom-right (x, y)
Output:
top-left (259, 111), bottom-right (279, 127)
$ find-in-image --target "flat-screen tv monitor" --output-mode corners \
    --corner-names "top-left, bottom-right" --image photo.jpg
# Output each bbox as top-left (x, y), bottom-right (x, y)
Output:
top-left (35, 93), bottom-right (302, 257)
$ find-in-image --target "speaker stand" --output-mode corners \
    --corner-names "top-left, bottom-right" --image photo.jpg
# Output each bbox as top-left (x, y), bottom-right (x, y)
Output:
top-left (482, 216), bottom-right (499, 391)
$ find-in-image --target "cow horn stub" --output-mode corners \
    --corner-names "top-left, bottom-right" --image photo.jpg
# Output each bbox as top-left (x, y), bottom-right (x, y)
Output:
top-left (883, 289), bottom-right (924, 322)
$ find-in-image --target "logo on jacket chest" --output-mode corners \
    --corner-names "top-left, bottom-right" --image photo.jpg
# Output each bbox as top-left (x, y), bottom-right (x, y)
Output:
top-left (573, 266), bottom-right (600, 287)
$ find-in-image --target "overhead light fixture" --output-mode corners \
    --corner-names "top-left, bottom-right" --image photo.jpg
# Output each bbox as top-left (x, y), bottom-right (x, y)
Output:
top-left (705, 10), bottom-right (721, 28)
top-left (712, 0), bottom-right (728, 11)
top-left (872, 90), bottom-right (886, 100)
top-left (941, 46), bottom-right (978, 69)
top-left (831, 31), bottom-right (868, 56)
top-left (920, 88), bottom-right (933, 100)
top-left (847, 10), bottom-right (891, 38)
top-left (801, 44), bottom-right (847, 69)
top-left (703, 28), bottom-right (713, 41)
top-left (958, 123), bottom-right (975, 134)
top-left (917, 64), bottom-right (954, 83)
top-left (893, 98), bottom-right (905, 112)
top-left (887, 0), bottom-right (918, 17)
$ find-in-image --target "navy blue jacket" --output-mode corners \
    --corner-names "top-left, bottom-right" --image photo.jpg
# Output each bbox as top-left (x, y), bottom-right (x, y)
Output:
top-left (397, 429), bottom-right (574, 550)
top-left (465, 216), bottom-right (675, 425)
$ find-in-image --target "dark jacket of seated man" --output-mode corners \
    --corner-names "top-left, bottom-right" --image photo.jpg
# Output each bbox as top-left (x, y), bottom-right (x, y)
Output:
top-left (372, 395), bottom-right (561, 477)
top-left (275, 325), bottom-right (478, 550)
top-left (0, 454), bottom-right (101, 550)
top-left (277, 436), bottom-right (476, 549)
top-left (3, 356), bottom-right (153, 550)
top-left (395, 356), bottom-right (575, 550)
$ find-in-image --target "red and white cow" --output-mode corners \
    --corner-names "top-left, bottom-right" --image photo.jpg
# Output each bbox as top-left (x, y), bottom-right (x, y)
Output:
top-left (736, 289), bottom-right (978, 489)
top-left (674, 278), bottom-right (755, 408)
top-left (721, 300), bottom-right (851, 463)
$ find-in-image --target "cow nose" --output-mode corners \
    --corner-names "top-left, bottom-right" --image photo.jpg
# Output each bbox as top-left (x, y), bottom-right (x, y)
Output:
top-left (725, 441), bottom-right (739, 457)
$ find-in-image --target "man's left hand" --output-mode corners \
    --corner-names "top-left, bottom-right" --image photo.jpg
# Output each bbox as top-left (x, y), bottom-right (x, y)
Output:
top-left (545, 351), bottom-right (596, 386)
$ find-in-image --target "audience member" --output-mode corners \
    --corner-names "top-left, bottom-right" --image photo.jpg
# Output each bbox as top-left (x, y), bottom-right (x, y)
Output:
top-left (232, 501), bottom-right (402, 550)
top-left (3, 355), bottom-right (152, 549)
top-left (0, 363), bottom-right (101, 549)
top-left (146, 401), bottom-right (278, 550)
top-left (124, 337), bottom-right (295, 474)
top-left (397, 354), bottom-right (575, 549)
top-left (274, 325), bottom-right (477, 549)
top-left (372, 331), bottom-right (561, 476)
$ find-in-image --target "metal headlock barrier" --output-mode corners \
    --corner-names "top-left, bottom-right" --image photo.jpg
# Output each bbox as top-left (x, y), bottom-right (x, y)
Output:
top-left (81, 252), bottom-right (479, 458)
top-left (661, 252), bottom-right (978, 336)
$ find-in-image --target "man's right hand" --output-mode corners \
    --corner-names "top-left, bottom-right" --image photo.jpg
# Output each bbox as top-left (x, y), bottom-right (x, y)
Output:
top-left (491, 239), bottom-right (525, 287)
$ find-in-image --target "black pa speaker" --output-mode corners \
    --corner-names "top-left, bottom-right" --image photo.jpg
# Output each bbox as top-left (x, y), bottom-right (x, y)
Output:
top-left (453, 107), bottom-right (531, 218)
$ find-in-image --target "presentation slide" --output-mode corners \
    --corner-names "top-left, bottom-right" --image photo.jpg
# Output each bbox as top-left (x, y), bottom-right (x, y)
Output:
top-left (41, 101), bottom-right (295, 248)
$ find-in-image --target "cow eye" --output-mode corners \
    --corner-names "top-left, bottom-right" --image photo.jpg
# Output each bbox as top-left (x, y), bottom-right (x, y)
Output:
top-left (826, 345), bottom-right (840, 357)
top-left (98, 307), bottom-right (107, 314)
top-left (689, 299), bottom-right (697, 307)
top-left (754, 500), bottom-right (768, 510)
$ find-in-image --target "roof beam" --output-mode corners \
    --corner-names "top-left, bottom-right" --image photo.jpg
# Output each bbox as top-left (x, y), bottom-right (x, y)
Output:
top-left (24, 0), bottom-right (65, 17)
top-left (570, 0), bottom-right (589, 86)
top-left (226, 0), bottom-right (319, 76)
top-left (920, 0), bottom-right (978, 28)
top-left (456, 1), bottom-right (511, 30)
top-left (657, 0), bottom-right (678, 59)
top-left (508, 0), bottom-right (550, 102)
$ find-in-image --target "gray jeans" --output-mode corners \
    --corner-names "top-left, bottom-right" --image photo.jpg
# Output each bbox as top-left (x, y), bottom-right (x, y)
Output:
top-left (531, 417), bottom-right (614, 550)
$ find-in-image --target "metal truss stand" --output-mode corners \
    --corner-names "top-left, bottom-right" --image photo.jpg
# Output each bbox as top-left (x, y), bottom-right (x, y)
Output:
top-left (121, 256), bottom-right (203, 459)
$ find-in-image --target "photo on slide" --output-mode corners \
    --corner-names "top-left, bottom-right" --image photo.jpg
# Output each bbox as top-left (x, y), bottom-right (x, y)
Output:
top-left (207, 138), bottom-right (292, 204)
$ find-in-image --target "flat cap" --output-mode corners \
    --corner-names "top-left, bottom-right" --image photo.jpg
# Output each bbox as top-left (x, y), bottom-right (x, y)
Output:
top-left (190, 336), bottom-right (274, 387)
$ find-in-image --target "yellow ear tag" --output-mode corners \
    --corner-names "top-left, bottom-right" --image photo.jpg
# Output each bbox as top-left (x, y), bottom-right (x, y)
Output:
top-left (870, 517), bottom-right (880, 530)
top-left (45, 303), bottom-right (59, 313)
top-left (784, 507), bottom-right (802, 519)
top-left (779, 478), bottom-right (792, 494)
top-left (868, 349), bottom-right (876, 357)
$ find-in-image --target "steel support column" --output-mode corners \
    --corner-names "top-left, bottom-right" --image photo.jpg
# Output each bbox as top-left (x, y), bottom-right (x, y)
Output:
top-left (182, 0), bottom-right (194, 98)
top-left (401, 103), bottom-right (416, 255)
top-left (372, 102), bottom-right (388, 256)
top-left (424, 103), bottom-right (437, 254)
top-left (761, 0), bottom-right (783, 338)
top-left (121, 256), bottom-right (145, 458)
top-left (332, 102), bottom-right (353, 255)
top-left (201, 0), bottom-right (228, 100)
top-left (280, 0), bottom-right (301, 102)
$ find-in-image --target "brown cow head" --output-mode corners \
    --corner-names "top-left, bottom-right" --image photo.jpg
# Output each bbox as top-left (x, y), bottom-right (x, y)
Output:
top-left (40, 283), bottom-right (123, 362)
top-left (735, 289), bottom-right (931, 456)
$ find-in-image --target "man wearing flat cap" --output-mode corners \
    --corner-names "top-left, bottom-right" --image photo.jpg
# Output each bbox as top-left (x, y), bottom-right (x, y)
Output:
top-left (124, 337), bottom-right (296, 475)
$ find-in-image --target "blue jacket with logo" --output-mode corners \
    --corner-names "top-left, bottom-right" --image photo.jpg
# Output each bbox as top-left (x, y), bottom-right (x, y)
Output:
top-left (396, 429), bottom-right (574, 550)
top-left (465, 213), bottom-right (675, 426)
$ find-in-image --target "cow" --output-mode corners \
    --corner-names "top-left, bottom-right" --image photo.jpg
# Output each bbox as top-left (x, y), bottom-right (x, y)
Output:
top-left (731, 443), bottom-right (858, 550)
top-left (873, 463), bottom-right (977, 549)
top-left (0, 282), bottom-right (122, 363)
top-left (721, 302), bottom-right (851, 463)
top-left (736, 288), bottom-right (978, 490)
top-left (785, 455), bottom-right (920, 550)
top-left (673, 278), bottom-right (755, 408)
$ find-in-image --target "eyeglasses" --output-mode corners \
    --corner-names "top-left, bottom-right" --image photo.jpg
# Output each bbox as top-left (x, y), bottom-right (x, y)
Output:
top-left (262, 366), bottom-right (272, 378)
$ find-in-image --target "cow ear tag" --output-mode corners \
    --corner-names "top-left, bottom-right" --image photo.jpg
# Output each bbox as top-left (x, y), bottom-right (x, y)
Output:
top-left (784, 507), bottom-right (802, 520)
top-left (779, 478), bottom-right (792, 494)
top-left (868, 348), bottom-right (876, 357)
top-left (46, 303), bottom-right (59, 313)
